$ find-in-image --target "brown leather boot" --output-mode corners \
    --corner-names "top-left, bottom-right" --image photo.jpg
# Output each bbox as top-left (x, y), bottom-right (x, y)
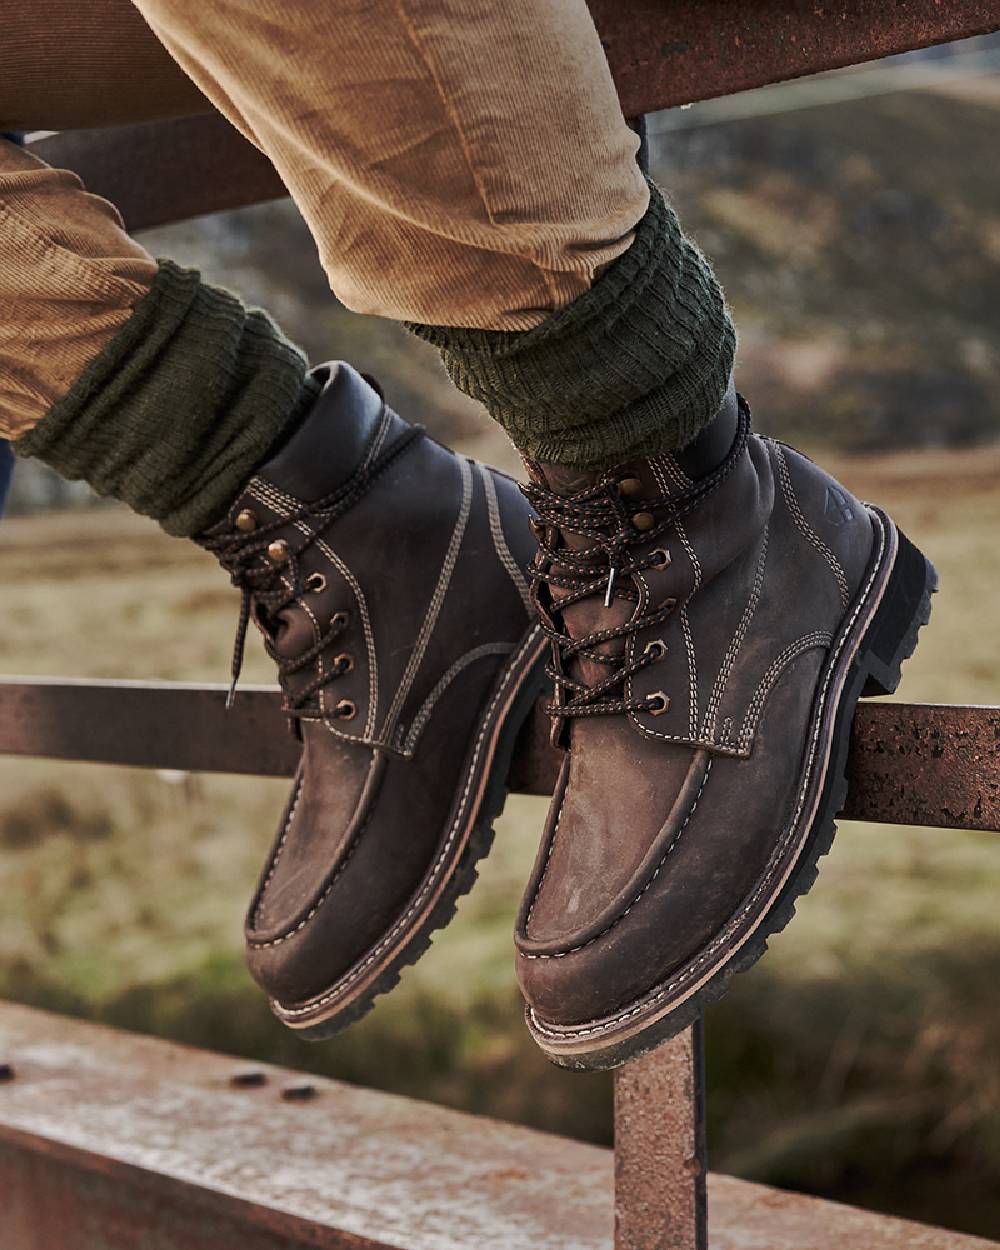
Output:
top-left (514, 385), bottom-right (936, 1069)
top-left (200, 362), bottom-right (546, 1036)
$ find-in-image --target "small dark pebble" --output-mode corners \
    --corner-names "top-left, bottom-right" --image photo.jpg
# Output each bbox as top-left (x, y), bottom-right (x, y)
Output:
top-left (0, 1063), bottom-right (15, 1083)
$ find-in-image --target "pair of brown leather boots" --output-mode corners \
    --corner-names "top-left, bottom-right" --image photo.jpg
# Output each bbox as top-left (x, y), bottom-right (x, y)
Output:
top-left (202, 362), bottom-right (935, 1070)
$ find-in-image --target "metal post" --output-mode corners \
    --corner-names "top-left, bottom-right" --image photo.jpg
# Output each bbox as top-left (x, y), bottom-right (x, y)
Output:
top-left (613, 1018), bottom-right (707, 1250)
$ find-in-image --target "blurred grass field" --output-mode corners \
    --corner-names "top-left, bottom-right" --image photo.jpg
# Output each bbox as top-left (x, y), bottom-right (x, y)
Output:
top-left (2, 434), bottom-right (1000, 1236)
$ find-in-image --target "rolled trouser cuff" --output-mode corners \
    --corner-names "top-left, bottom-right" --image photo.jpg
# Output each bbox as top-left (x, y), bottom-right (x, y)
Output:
top-left (409, 181), bottom-right (736, 469)
top-left (15, 259), bottom-right (318, 536)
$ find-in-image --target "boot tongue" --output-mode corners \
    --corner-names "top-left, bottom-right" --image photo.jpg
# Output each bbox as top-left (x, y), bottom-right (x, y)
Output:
top-left (258, 361), bottom-right (388, 503)
top-left (267, 604), bottom-right (314, 658)
top-left (527, 383), bottom-right (741, 710)
top-left (528, 460), bottom-right (636, 691)
top-left (532, 462), bottom-right (604, 497)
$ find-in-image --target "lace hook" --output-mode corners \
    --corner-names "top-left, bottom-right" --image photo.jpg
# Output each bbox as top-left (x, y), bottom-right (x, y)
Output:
top-left (604, 564), bottom-right (617, 608)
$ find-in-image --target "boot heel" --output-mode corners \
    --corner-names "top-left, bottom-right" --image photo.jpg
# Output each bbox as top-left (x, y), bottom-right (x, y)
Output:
top-left (859, 525), bottom-right (937, 698)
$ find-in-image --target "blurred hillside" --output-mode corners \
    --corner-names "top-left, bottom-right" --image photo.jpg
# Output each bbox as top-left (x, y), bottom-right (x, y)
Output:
top-left (653, 78), bottom-right (1000, 451)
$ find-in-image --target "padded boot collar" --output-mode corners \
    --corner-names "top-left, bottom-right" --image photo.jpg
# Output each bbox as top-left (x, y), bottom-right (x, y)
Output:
top-left (259, 362), bottom-right (388, 503)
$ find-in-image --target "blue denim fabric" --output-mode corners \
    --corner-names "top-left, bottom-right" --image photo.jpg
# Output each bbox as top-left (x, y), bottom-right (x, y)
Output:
top-left (0, 132), bottom-right (24, 518)
top-left (0, 443), bottom-right (13, 517)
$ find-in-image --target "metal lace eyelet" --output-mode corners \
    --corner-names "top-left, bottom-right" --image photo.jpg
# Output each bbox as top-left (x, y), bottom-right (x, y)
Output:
top-left (267, 539), bottom-right (291, 563)
top-left (235, 508), bottom-right (257, 533)
top-left (330, 610), bottom-right (349, 630)
top-left (647, 692), bottom-right (671, 716)
top-left (650, 548), bottom-right (671, 568)
top-left (643, 639), bottom-right (667, 662)
top-left (334, 698), bottom-right (357, 720)
top-left (618, 476), bottom-right (643, 499)
top-left (632, 511), bottom-right (655, 532)
top-left (305, 572), bottom-right (327, 594)
top-left (334, 652), bottom-right (354, 674)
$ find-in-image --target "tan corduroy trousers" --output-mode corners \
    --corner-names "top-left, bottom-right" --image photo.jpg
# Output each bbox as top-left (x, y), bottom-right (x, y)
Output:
top-left (0, 0), bottom-right (649, 440)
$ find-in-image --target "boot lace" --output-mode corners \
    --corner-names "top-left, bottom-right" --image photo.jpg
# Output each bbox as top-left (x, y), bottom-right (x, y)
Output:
top-left (523, 405), bottom-right (749, 723)
top-left (202, 425), bottom-right (422, 716)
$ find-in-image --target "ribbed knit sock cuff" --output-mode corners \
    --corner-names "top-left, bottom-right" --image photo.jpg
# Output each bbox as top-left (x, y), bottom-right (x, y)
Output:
top-left (408, 181), bottom-right (736, 470)
top-left (15, 259), bottom-right (319, 536)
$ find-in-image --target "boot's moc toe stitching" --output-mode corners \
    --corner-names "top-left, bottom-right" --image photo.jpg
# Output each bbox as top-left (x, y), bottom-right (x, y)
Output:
top-left (516, 388), bottom-right (937, 1069)
top-left (200, 362), bottom-right (547, 1036)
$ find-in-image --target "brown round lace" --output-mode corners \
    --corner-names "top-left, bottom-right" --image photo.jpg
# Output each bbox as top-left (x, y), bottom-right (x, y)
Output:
top-left (523, 403), bottom-right (750, 722)
top-left (202, 425), bottom-right (422, 716)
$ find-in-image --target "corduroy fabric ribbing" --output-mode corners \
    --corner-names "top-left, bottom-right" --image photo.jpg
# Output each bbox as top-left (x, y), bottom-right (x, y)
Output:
top-left (409, 183), bottom-right (736, 469)
top-left (1, 0), bottom-right (207, 130)
top-left (15, 258), bottom-right (319, 536)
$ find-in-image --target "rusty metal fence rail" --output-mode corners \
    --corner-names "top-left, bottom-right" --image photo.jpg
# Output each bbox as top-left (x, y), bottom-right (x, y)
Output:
top-left (5, 998), bottom-right (996, 1250)
top-left (1, 679), bottom-right (999, 832)
top-left (26, 1), bottom-right (1000, 234)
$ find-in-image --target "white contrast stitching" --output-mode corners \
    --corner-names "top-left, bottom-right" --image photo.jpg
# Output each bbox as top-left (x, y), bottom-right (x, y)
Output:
top-left (702, 526), bottom-right (769, 740)
top-left (361, 405), bottom-right (392, 472)
top-left (382, 457), bottom-right (473, 737)
top-left (678, 607), bottom-right (699, 737)
top-left (527, 510), bottom-right (888, 1039)
top-left (524, 753), bottom-right (571, 927)
top-left (272, 625), bottom-right (545, 998)
top-left (521, 757), bottom-right (713, 959)
top-left (738, 631), bottom-right (833, 748)
top-left (675, 524), bottom-right (702, 590)
top-left (477, 462), bottom-right (533, 615)
top-left (402, 640), bottom-right (515, 754)
top-left (250, 754), bottom-right (382, 942)
top-left (771, 441), bottom-right (850, 607)
top-left (299, 596), bottom-right (327, 716)
top-left (251, 773), bottom-right (303, 918)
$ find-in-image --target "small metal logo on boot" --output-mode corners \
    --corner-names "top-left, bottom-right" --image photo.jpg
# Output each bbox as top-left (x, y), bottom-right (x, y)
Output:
top-left (825, 485), bottom-right (854, 526)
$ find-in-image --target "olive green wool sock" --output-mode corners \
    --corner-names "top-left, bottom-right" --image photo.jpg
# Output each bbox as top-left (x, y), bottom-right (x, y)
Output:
top-left (409, 181), bottom-right (736, 470)
top-left (15, 259), bottom-right (319, 537)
